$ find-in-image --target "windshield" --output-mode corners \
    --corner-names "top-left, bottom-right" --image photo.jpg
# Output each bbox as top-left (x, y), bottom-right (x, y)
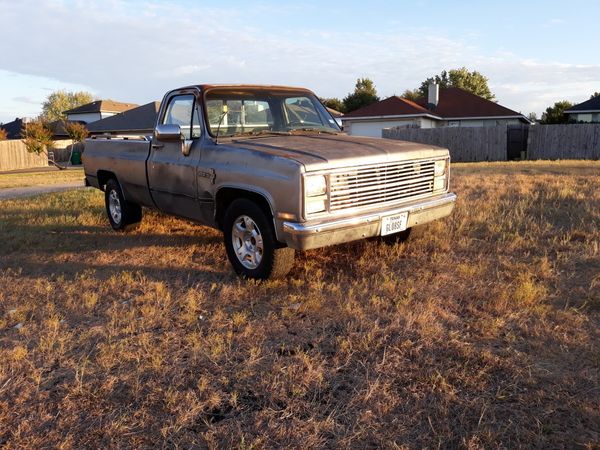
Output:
top-left (204, 88), bottom-right (341, 138)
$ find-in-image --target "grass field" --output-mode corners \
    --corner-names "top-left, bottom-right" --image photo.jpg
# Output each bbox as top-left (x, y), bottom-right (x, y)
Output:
top-left (0, 168), bottom-right (84, 189)
top-left (0, 161), bottom-right (598, 448)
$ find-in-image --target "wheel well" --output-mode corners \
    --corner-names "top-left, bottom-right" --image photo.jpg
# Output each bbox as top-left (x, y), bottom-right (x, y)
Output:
top-left (97, 170), bottom-right (117, 190)
top-left (215, 188), bottom-right (274, 231)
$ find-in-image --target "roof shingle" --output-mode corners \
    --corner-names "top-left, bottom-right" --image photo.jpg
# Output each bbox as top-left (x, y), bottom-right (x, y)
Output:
top-left (343, 96), bottom-right (432, 118)
top-left (414, 88), bottom-right (524, 119)
top-left (86, 102), bottom-right (161, 134)
top-left (64, 100), bottom-right (138, 115)
top-left (564, 96), bottom-right (600, 113)
top-left (342, 88), bottom-right (526, 121)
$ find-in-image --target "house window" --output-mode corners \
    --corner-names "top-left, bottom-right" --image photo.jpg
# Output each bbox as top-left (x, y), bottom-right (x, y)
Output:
top-left (577, 113), bottom-right (592, 123)
top-left (448, 121), bottom-right (460, 127)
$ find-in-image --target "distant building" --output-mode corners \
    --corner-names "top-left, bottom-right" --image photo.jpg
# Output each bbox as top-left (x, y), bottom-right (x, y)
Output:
top-left (86, 102), bottom-right (161, 136)
top-left (0, 117), bottom-right (32, 139)
top-left (564, 96), bottom-right (600, 123)
top-left (64, 100), bottom-right (138, 124)
top-left (326, 107), bottom-right (343, 127)
top-left (342, 85), bottom-right (529, 137)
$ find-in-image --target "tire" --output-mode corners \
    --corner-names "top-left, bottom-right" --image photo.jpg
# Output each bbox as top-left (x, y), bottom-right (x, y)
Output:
top-left (104, 178), bottom-right (142, 231)
top-left (377, 228), bottom-right (412, 245)
top-left (223, 198), bottom-right (295, 279)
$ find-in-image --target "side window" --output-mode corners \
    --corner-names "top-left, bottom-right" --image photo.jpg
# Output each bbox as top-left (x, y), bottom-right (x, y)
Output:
top-left (192, 106), bottom-right (201, 138)
top-left (162, 94), bottom-right (202, 139)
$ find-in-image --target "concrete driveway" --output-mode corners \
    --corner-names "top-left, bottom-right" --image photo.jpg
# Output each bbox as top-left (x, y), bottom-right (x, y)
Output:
top-left (0, 181), bottom-right (87, 200)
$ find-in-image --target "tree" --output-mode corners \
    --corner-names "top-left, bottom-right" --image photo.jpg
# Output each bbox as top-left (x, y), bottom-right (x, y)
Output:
top-left (591, 92), bottom-right (600, 99)
top-left (540, 101), bottom-right (573, 124)
top-left (41, 90), bottom-right (95, 122)
top-left (320, 97), bottom-right (345, 113)
top-left (21, 119), bottom-right (65, 169)
top-left (63, 120), bottom-right (88, 143)
top-left (417, 67), bottom-right (495, 101)
top-left (401, 89), bottom-right (421, 102)
top-left (0, 128), bottom-right (7, 141)
top-left (343, 78), bottom-right (380, 113)
top-left (527, 112), bottom-right (538, 123)
top-left (22, 119), bottom-right (53, 154)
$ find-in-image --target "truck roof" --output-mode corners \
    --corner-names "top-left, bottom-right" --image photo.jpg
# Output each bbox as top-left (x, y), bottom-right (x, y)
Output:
top-left (177, 84), bottom-right (314, 93)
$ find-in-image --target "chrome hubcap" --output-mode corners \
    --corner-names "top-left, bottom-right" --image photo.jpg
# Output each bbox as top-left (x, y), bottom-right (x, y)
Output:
top-left (231, 215), bottom-right (263, 269)
top-left (108, 190), bottom-right (122, 224)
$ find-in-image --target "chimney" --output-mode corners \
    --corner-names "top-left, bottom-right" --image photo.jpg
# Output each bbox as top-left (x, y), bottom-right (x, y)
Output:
top-left (427, 82), bottom-right (439, 110)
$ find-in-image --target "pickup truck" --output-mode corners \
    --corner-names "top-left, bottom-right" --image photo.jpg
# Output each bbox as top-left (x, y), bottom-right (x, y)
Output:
top-left (83, 84), bottom-right (457, 279)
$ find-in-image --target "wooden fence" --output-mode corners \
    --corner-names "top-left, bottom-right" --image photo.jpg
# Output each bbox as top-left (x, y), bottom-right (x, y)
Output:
top-left (528, 124), bottom-right (600, 160)
top-left (0, 140), bottom-right (48, 172)
top-left (383, 126), bottom-right (507, 162)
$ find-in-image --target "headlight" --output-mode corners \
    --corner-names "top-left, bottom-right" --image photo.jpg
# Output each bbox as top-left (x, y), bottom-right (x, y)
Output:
top-left (305, 198), bottom-right (327, 215)
top-left (434, 159), bottom-right (448, 176)
top-left (433, 176), bottom-right (447, 191)
top-left (304, 174), bottom-right (328, 215)
top-left (433, 158), bottom-right (449, 192)
top-left (305, 175), bottom-right (327, 197)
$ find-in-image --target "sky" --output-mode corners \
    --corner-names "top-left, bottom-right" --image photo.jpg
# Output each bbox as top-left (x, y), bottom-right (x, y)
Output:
top-left (0, 0), bottom-right (599, 123)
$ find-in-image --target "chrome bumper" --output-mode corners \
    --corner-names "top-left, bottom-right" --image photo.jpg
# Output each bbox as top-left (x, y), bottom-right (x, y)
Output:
top-left (282, 192), bottom-right (457, 250)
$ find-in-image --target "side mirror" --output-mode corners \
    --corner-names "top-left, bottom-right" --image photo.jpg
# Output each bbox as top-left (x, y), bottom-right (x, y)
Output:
top-left (155, 124), bottom-right (183, 141)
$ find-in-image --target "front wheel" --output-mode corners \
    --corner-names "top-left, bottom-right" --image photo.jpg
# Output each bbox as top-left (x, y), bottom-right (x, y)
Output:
top-left (223, 199), bottom-right (295, 279)
top-left (104, 178), bottom-right (142, 231)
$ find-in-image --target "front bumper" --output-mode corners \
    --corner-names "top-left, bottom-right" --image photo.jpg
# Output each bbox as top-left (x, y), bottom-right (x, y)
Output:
top-left (282, 192), bottom-right (457, 250)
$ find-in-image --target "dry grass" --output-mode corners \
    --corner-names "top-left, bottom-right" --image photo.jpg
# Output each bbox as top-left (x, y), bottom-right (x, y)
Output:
top-left (0, 168), bottom-right (84, 189)
top-left (0, 161), bottom-right (599, 448)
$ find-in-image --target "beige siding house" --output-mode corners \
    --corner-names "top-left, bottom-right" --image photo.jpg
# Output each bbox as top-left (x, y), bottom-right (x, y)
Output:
top-left (64, 100), bottom-right (138, 124)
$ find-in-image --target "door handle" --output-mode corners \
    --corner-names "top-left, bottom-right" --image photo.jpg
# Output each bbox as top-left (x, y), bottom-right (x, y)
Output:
top-left (151, 143), bottom-right (164, 149)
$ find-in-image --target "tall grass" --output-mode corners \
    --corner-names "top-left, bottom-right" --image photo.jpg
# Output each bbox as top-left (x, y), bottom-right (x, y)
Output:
top-left (0, 161), bottom-right (598, 448)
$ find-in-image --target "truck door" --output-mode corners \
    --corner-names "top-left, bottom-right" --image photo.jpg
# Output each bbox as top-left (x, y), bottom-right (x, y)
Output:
top-left (148, 93), bottom-right (203, 221)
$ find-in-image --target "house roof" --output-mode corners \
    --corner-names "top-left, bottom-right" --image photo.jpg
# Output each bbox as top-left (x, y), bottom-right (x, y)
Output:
top-left (326, 107), bottom-right (343, 118)
top-left (343, 96), bottom-right (432, 119)
top-left (415, 88), bottom-right (525, 120)
top-left (48, 120), bottom-right (87, 138)
top-left (86, 102), bottom-right (161, 134)
top-left (564, 96), bottom-right (600, 113)
top-left (0, 118), bottom-right (27, 139)
top-left (342, 88), bottom-right (528, 122)
top-left (64, 100), bottom-right (139, 115)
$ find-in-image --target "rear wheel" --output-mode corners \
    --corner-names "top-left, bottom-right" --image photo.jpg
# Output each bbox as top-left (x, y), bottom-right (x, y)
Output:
top-left (223, 198), bottom-right (295, 279)
top-left (104, 178), bottom-right (142, 230)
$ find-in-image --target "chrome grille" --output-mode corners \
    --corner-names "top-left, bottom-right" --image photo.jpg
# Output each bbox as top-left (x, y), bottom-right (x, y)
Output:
top-left (328, 159), bottom-right (436, 211)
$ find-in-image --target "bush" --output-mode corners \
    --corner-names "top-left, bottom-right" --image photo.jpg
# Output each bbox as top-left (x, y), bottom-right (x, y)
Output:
top-left (21, 120), bottom-right (54, 154)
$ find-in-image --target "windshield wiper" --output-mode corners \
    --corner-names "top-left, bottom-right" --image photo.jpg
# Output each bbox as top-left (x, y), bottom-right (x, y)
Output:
top-left (288, 127), bottom-right (339, 135)
top-left (229, 130), bottom-right (291, 138)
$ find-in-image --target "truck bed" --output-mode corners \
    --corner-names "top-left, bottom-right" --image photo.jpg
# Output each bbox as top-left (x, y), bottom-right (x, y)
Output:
top-left (83, 136), bottom-right (155, 207)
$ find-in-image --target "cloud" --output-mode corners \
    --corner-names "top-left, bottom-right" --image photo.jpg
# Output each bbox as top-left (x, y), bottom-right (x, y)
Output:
top-left (0, 0), bottom-right (598, 117)
top-left (543, 18), bottom-right (565, 27)
top-left (12, 96), bottom-right (41, 105)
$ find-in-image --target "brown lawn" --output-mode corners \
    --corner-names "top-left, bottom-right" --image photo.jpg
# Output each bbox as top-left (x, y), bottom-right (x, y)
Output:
top-left (0, 168), bottom-right (84, 190)
top-left (0, 161), bottom-right (598, 448)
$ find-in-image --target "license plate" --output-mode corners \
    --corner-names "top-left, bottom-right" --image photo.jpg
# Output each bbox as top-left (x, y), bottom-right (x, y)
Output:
top-left (381, 212), bottom-right (408, 236)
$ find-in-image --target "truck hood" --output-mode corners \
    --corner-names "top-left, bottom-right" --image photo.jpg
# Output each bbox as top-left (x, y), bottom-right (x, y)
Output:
top-left (224, 133), bottom-right (449, 171)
